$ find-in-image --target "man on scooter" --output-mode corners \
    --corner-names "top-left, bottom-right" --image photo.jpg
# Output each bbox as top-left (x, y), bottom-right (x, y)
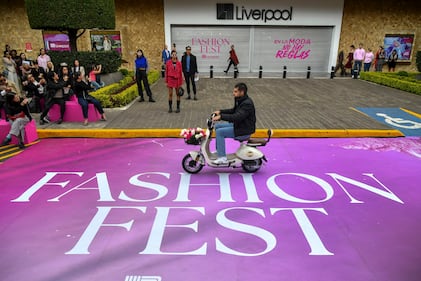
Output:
top-left (212, 82), bottom-right (256, 164)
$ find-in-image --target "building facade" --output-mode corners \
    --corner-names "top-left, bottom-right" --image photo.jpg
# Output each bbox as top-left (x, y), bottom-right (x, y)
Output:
top-left (1, 0), bottom-right (419, 73)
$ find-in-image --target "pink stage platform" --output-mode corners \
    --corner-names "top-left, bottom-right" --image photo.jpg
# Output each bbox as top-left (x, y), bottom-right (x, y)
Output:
top-left (1, 137), bottom-right (420, 281)
top-left (48, 95), bottom-right (102, 122)
top-left (0, 119), bottom-right (39, 144)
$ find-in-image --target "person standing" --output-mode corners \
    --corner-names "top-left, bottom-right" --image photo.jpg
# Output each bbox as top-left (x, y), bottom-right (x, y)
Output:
top-left (344, 45), bottom-right (355, 76)
top-left (224, 45), bottom-right (239, 74)
top-left (181, 46), bottom-right (198, 100)
top-left (387, 49), bottom-right (399, 72)
top-left (162, 44), bottom-right (171, 65)
top-left (2, 51), bottom-right (20, 91)
top-left (211, 82), bottom-right (256, 165)
top-left (334, 50), bottom-right (346, 76)
top-left (165, 50), bottom-right (183, 113)
top-left (374, 46), bottom-right (386, 72)
top-left (37, 48), bottom-right (51, 72)
top-left (134, 49), bottom-right (155, 102)
top-left (363, 48), bottom-right (374, 72)
top-left (1, 92), bottom-right (31, 149)
top-left (353, 43), bottom-right (365, 77)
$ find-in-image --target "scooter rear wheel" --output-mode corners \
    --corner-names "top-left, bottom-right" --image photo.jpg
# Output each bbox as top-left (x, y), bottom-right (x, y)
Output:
top-left (182, 154), bottom-right (204, 174)
top-left (242, 159), bottom-right (263, 173)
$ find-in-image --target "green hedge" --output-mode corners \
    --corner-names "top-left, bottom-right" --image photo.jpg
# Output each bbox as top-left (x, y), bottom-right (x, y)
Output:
top-left (360, 71), bottom-right (421, 95)
top-left (48, 51), bottom-right (122, 74)
top-left (90, 70), bottom-right (160, 108)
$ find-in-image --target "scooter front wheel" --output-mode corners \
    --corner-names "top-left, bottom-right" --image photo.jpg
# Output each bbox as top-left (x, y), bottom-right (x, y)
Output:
top-left (242, 159), bottom-right (263, 173)
top-left (182, 154), bottom-right (204, 174)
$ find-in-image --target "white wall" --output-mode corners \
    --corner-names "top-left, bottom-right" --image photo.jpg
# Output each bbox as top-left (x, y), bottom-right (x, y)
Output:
top-left (164, 0), bottom-right (344, 72)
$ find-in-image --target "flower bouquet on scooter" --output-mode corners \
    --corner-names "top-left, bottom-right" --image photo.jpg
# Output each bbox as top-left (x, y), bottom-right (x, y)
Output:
top-left (180, 127), bottom-right (206, 145)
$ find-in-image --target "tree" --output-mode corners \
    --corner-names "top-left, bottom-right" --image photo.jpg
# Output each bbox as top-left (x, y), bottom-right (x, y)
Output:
top-left (25, 0), bottom-right (115, 51)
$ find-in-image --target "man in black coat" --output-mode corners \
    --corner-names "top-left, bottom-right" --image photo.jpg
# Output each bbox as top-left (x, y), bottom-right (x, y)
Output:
top-left (181, 46), bottom-right (198, 100)
top-left (212, 82), bottom-right (256, 164)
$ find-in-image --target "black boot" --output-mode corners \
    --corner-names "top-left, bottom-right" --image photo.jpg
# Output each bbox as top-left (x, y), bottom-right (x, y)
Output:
top-left (168, 100), bottom-right (173, 113)
top-left (139, 96), bottom-right (145, 102)
top-left (1, 136), bottom-right (11, 146)
top-left (176, 101), bottom-right (180, 113)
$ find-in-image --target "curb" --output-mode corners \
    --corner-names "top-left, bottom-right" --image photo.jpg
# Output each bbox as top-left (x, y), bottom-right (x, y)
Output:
top-left (36, 128), bottom-right (404, 139)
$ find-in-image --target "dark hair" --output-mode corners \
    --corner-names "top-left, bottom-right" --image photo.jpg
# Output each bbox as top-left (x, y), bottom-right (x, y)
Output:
top-left (234, 82), bottom-right (248, 95)
top-left (136, 49), bottom-right (144, 58)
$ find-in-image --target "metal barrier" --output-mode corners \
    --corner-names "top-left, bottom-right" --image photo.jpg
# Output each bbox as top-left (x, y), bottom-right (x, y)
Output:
top-left (306, 66), bottom-right (311, 79)
top-left (259, 66), bottom-right (263, 78)
top-left (283, 66), bottom-right (287, 79)
top-left (210, 65), bottom-right (213, 78)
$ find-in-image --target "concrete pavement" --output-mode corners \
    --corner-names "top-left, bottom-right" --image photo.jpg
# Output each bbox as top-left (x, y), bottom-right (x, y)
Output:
top-left (35, 75), bottom-right (421, 139)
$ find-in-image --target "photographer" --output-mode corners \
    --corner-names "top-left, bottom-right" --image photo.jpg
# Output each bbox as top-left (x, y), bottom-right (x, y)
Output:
top-left (88, 64), bottom-right (105, 91)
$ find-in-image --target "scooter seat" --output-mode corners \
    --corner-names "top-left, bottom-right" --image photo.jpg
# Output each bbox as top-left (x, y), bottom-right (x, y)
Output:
top-left (247, 138), bottom-right (268, 147)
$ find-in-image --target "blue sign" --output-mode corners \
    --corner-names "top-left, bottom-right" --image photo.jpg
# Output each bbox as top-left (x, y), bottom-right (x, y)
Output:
top-left (356, 108), bottom-right (421, 136)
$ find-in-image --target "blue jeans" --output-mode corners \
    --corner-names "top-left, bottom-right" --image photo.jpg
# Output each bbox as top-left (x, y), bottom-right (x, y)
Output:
top-left (91, 80), bottom-right (105, 91)
top-left (215, 122), bottom-right (235, 157)
top-left (78, 97), bottom-right (104, 119)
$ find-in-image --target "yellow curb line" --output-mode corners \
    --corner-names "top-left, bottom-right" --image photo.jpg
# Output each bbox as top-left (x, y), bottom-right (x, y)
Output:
top-left (36, 128), bottom-right (404, 139)
top-left (401, 108), bottom-right (421, 119)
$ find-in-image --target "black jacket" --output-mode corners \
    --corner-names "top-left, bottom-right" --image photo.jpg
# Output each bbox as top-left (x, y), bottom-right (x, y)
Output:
top-left (5, 96), bottom-right (32, 121)
top-left (220, 94), bottom-right (256, 137)
top-left (181, 53), bottom-right (198, 74)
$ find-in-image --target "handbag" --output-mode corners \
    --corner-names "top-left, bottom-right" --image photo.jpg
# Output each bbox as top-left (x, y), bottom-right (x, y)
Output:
top-left (177, 87), bottom-right (184, 97)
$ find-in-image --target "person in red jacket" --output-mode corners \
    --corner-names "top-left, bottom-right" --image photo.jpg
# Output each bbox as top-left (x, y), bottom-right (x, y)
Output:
top-left (224, 45), bottom-right (239, 74)
top-left (165, 50), bottom-right (183, 113)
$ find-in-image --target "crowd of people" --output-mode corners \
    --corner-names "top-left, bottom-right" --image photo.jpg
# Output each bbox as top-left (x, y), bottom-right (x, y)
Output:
top-left (1, 45), bottom-right (107, 148)
top-left (336, 43), bottom-right (400, 77)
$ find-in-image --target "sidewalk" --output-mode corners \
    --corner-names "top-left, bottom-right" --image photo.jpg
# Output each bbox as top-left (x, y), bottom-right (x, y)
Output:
top-left (35, 76), bottom-right (421, 138)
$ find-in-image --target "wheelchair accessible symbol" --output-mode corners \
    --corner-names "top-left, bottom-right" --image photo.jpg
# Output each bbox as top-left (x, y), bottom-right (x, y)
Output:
top-left (376, 113), bottom-right (421, 129)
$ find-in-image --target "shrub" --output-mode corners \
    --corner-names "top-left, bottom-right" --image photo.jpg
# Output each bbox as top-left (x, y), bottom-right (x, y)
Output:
top-left (396, 71), bottom-right (409, 77)
top-left (90, 70), bottom-right (160, 108)
top-left (360, 72), bottom-right (421, 95)
top-left (48, 51), bottom-right (122, 74)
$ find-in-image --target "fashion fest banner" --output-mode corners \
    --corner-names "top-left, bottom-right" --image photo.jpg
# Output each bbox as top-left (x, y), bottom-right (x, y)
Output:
top-left (0, 138), bottom-right (420, 281)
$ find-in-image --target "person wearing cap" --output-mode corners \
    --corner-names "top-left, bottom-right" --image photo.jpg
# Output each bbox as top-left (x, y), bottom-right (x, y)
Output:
top-left (1, 91), bottom-right (31, 149)
top-left (181, 46), bottom-right (198, 100)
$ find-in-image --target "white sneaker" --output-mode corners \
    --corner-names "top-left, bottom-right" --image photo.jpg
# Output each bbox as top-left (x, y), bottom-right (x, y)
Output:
top-left (213, 157), bottom-right (228, 165)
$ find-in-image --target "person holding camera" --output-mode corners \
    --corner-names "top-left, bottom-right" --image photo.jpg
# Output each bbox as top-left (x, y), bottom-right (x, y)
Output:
top-left (88, 64), bottom-right (105, 90)
top-left (73, 71), bottom-right (106, 126)
top-left (165, 50), bottom-right (183, 113)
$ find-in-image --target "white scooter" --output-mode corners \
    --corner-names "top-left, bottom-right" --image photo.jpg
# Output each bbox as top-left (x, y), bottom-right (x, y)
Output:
top-left (182, 114), bottom-right (272, 174)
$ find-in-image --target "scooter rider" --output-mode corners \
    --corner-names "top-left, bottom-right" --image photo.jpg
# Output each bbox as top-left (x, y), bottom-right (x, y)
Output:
top-left (212, 82), bottom-right (256, 164)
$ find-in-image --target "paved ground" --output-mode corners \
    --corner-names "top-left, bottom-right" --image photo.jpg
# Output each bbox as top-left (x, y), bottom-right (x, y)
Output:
top-left (34, 74), bottom-right (421, 137)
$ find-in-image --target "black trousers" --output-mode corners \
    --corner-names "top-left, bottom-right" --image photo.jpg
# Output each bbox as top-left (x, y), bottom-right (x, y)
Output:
top-left (41, 97), bottom-right (66, 119)
top-left (183, 72), bottom-right (196, 95)
top-left (136, 69), bottom-right (152, 99)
